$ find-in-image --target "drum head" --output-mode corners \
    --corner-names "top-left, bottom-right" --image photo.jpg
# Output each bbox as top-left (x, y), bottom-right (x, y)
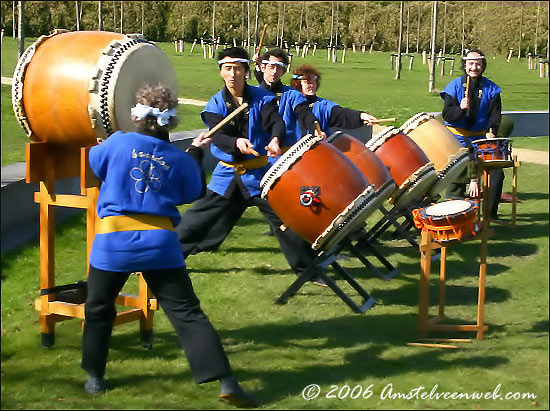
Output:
top-left (425, 200), bottom-right (471, 217)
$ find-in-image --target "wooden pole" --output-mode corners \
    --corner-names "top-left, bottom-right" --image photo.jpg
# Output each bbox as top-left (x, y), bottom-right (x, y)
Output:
top-left (396, 1), bottom-right (404, 80)
top-left (98, 0), bottom-right (103, 31)
top-left (428, 1), bottom-right (438, 93)
top-left (17, 0), bottom-right (25, 59)
top-left (518, 1), bottom-right (524, 60)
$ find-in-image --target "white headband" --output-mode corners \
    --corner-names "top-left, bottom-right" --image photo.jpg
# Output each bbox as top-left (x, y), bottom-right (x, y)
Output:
top-left (131, 103), bottom-right (177, 127)
top-left (262, 60), bottom-right (287, 68)
top-left (218, 57), bottom-right (250, 65)
top-left (292, 74), bottom-right (318, 80)
top-left (463, 56), bottom-right (485, 61)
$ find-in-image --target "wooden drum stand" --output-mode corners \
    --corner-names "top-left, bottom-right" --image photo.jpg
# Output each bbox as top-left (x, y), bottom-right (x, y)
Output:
top-left (411, 155), bottom-right (520, 348)
top-left (27, 142), bottom-right (158, 348)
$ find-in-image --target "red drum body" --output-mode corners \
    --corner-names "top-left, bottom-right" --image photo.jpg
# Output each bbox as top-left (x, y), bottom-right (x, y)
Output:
top-left (366, 127), bottom-right (437, 209)
top-left (412, 199), bottom-right (480, 243)
top-left (471, 138), bottom-right (513, 167)
top-left (261, 134), bottom-right (377, 250)
top-left (12, 30), bottom-right (177, 147)
top-left (326, 131), bottom-right (396, 211)
top-left (401, 113), bottom-right (470, 197)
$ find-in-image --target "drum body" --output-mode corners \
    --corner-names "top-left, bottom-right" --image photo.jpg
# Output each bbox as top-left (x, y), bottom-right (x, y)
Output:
top-left (326, 131), bottom-right (396, 212)
top-left (261, 134), bottom-right (377, 250)
top-left (412, 199), bottom-right (480, 243)
top-left (366, 127), bottom-right (437, 209)
top-left (471, 138), bottom-right (513, 167)
top-left (401, 113), bottom-right (469, 197)
top-left (12, 30), bottom-right (177, 147)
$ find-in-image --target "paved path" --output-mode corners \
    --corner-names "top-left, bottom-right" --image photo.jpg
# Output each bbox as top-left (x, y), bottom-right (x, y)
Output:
top-left (512, 148), bottom-right (549, 165)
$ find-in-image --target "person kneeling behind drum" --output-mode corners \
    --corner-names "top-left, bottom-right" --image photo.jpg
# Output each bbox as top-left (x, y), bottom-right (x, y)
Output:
top-left (440, 48), bottom-right (504, 220)
top-left (82, 83), bottom-right (258, 407)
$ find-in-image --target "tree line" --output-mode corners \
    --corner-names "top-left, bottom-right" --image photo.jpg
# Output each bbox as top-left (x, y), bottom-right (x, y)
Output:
top-left (1, 1), bottom-right (548, 57)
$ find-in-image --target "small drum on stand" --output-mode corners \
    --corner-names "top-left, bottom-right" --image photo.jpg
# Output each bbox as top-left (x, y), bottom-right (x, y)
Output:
top-left (366, 126), bottom-right (437, 209)
top-left (471, 138), bottom-right (513, 168)
top-left (261, 134), bottom-right (378, 251)
top-left (12, 29), bottom-right (177, 147)
top-left (326, 131), bottom-right (397, 212)
top-left (412, 199), bottom-right (480, 243)
top-left (401, 113), bottom-right (470, 198)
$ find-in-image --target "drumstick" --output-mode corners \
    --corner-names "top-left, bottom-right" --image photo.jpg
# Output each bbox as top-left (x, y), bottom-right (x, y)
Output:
top-left (203, 103), bottom-right (249, 139)
top-left (264, 146), bottom-right (277, 156)
top-left (370, 117), bottom-right (396, 123)
top-left (314, 121), bottom-right (323, 137)
top-left (256, 24), bottom-right (268, 55)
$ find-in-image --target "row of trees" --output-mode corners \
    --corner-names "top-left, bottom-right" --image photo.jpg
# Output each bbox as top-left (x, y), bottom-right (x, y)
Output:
top-left (1, 1), bottom-right (549, 57)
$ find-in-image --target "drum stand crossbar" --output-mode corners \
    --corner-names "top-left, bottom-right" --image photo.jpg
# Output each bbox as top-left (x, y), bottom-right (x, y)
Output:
top-left (28, 142), bottom-right (158, 348)
top-left (275, 238), bottom-right (378, 314)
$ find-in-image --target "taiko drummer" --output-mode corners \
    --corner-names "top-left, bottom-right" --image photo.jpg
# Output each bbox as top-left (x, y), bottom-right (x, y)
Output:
top-left (174, 47), bottom-right (325, 285)
top-left (440, 48), bottom-right (505, 220)
top-left (82, 83), bottom-right (258, 407)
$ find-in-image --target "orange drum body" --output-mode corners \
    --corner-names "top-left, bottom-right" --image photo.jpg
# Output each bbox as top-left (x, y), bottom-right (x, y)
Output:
top-left (261, 134), bottom-right (377, 250)
top-left (12, 30), bottom-right (177, 147)
top-left (471, 138), bottom-right (513, 167)
top-left (326, 131), bottom-right (396, 211)
top-left (366, 127), bottom-right (437, 209)
top-left (401, 113), bottom-right (469, 197)
top-left (412, 199), bottom-right (480, 243)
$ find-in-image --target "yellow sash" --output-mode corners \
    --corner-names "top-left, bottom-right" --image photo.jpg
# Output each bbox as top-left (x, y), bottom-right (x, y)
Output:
top-left (96, 214), bottom-right (174, 234)
top-left (446, 126), bottom-right (487, 137)
top-left (219, 156), bottom-right (269, 175)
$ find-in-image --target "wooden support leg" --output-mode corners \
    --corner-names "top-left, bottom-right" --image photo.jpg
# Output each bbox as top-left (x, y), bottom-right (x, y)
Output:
top-left (511, 155), bottom-right (520, 228)
top-left (418, 231), bottom-right (432, 337)
top-left (438, 246), bottom-right (447, 318)
top-left (139, 273), bottom-right (156, 349)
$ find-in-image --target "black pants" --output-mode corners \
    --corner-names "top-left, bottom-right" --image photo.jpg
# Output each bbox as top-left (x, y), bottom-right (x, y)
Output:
top-left (82, 265), bottom-right (232, 383)
top-left (447, 168), bottom-right (504, 219)
top-left (175, 189), bottom-right (318, 275)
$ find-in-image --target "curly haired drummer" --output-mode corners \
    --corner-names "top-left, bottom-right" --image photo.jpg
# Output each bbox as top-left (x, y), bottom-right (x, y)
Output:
top-left (289, 64), bottom-right (378, 134)
top-left (174, 47), bottom-right (324, 284)
top-left (82, 83), bottom-right (258, 407)
top-left (440, 48), bottom-right (504, 220)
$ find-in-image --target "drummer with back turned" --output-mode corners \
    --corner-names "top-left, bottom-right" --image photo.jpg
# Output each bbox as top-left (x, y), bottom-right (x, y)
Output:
top-left (440, 48), bottom-right (504, 220)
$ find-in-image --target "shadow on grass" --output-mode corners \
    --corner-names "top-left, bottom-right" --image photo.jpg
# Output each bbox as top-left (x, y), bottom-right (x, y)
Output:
top-left (64, 313), bottom-right (508, 404)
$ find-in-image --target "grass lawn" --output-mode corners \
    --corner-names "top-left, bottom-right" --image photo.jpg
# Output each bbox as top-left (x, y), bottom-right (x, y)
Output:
top-left (1, 35), bottom-right (548, 410)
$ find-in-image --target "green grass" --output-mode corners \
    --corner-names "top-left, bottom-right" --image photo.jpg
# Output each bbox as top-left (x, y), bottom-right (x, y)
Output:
top-left (1, 35), bottom-right (549, 410)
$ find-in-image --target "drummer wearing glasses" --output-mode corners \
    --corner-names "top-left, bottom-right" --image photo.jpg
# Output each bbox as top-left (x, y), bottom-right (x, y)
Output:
top-left (440, 48), bottom-right (504, 220)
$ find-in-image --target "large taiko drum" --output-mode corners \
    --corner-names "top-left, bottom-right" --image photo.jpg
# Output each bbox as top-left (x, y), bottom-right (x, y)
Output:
top-left (326, 131), bottom-right (397, 212)
top-left (12, 29), bottom-right (177, 147)
top-left (412, 199), bottom-right (480, 243)
top-left (401, 113), bottom-right (470, 197)
top-left (260, 134), bottom-right (377, 250)
top-left (471, 138), bottom-right (513, 167)
top-left (366, 126), bottom-right (437, 209)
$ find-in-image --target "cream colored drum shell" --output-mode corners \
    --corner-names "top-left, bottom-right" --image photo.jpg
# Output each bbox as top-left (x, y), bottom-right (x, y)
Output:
top-left (402, 114), bottom-right (466, 172)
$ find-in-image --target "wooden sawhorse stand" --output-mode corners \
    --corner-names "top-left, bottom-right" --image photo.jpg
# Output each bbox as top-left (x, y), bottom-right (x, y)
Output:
top-left (414, 169), bottom-right (495, 346)
top-left (27, 142), bottom-right (158, 348)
